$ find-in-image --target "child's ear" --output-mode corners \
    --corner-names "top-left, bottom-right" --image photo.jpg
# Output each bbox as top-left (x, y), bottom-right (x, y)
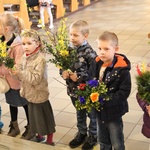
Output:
top-left (36, 41), bottom-right (40, 47)
top-left (84, 33), bottom-right (88, 39)
top-left (115, 46), bottom-right (119, 52)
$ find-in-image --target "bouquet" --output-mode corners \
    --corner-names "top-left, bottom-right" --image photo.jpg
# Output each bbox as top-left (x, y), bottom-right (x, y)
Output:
top-left (44, 18), bottom-right (78, 71)
top-left (0, 40), bottom-right (14, 68)
top-left (75, 79), bottom-right (109, 112)
top-left (136, 62), bottom-right (150, 103)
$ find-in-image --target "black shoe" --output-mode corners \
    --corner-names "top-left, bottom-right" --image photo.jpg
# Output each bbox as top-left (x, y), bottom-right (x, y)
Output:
top-left (69, 132), bottom-right (87, 148)
top-left (82, 135), bottom-right (97, 150)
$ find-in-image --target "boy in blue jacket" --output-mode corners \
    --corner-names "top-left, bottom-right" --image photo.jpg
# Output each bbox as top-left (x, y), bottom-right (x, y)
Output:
top-left (61, 20), bottom-right (97, 150)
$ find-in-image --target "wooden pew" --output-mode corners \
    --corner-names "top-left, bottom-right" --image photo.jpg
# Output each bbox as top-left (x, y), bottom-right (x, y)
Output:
top-left (83, 0), bottom-right (90, 6)
top-left (63, 0), bottom-right (78, 12)
top-left (53, 0), bottom-right (65, 18)
top-left (0, 0), bottom-right (31, 29)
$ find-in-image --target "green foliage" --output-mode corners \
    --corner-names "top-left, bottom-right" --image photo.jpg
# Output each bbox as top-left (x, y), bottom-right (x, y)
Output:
top-left (75, 80), bottom-right (109, 112)
top-left (136, 71), bottom-right (150, 103)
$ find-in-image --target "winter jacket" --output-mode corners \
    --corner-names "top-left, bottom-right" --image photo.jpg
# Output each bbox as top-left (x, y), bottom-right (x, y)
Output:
top-left (17, 51), bottom-right (49, 103)
top-left (89, 53), bottom-right (131, 123)
top-left (61, 41), bottom-right (97, 97)
top-left (136, 93), bottom-right (150, 138)
top-left (0, 35), bottom-right (24, 90)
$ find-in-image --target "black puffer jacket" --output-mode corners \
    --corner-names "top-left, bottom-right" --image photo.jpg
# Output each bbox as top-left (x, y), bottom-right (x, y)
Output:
top-left (62, 42), bottom-right (97, 97)
top-left (89, 53), bottom-right (131, 123)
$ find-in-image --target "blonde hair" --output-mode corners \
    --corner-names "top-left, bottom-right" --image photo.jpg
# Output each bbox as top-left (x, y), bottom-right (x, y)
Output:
top-left (98, 31), bottom-right (118, 47)
top-left (21, 29), bottom-right (43, 49)
top-left (69, 20), bottom-right (89, 35)
top-left (0, 13), bottom-right (25, 35)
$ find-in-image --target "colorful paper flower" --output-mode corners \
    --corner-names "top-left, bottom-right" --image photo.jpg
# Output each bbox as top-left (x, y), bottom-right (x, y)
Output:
top-left (136, 61), bottom-right (150, 103)
top-left (75, 79), bottom-right (109, 112)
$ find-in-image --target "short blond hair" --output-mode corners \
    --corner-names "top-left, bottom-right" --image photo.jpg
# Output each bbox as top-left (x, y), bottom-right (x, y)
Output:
top-left (21, 29), bottom-right (41, 42)
top-left (98, 31), bottom-right (118, 47)
top-left (69, 20), bottom-right (89, 35)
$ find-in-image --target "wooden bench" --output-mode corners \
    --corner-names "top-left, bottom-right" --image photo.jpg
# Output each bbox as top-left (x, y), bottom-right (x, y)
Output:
top-left (63, 0), bottom-right (78, 12)
top-left (83, 0), bottom-right (90, 6)
top-left (0, 0), bottom-right (31, 29)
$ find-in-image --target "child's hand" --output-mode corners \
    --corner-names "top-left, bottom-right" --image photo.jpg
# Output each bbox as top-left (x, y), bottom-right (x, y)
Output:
top-left (62, 70), bottom-right (70, 79)
top-left (69, 72), bottom-right (78, 82)
top-left (146, 105), bottom-right (150, 116)
top-left (9, 68), bottom-right (19, 76)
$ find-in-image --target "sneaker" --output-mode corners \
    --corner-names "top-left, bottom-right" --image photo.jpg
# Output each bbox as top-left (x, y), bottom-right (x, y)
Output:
top-left (69, 132), bottom-right (87, 148)
top-left (37, 24), bottom-right (45, 28)
top-left (44, 142), bottom-right (55, 146)
top-left (49, 25), bottom-right (54, 29)
top-left (36, 136), bottom-right (46, 142)
top-left (82, 135), bottom-right (97, 150)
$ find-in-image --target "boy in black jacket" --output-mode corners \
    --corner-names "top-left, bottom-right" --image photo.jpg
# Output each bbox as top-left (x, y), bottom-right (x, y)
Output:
top-left (89, 31), bottom-right (131, 150)
top-left (61, 20), bottom-right (97, 150)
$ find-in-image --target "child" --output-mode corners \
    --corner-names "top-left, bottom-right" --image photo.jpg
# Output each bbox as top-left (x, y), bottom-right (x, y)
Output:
top-left (89, 31), bottom-right (131, 150)
top-left (61, 20), bottom-right (97, 150)
top-left (11, 29), bottom-right (56, 145)
top-left (0, 106), bottom-right (4, 133)
top-left (37, 0), bottom-right (54, 29)
top-left (0, 13), bottom-right (34, 140)
top-left (136, 62), bottom-right (150, 138)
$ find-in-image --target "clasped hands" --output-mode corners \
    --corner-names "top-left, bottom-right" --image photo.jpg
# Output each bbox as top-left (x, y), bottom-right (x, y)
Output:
top-left (62, 70), bottom-right (78, 82)
top-left (146, 105), bottom-right (150, 116)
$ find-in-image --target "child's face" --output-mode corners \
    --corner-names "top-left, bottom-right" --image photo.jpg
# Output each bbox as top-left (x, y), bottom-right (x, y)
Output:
top-left (69, 28), bottom-right (88, 46)
top-left (147, 63), bottom-right (150, 71)
top-left (22, 37), bottom-right (39, 54)
top-left (97, 40), bottom-right (119, 64)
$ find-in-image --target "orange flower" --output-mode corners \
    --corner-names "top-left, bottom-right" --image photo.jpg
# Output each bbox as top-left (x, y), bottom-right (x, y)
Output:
top-left (90, 92), bottom-right (99, 102)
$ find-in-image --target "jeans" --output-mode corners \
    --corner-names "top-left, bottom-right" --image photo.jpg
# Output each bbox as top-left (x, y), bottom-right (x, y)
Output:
top-left (97, 117), bottom-right (125, 150)
top-left (71, 96), bottom-right (97, 136)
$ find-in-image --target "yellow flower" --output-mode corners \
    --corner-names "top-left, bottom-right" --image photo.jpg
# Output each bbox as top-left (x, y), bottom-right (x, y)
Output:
top-left (141, 61), bottom-right (146, 73)
top-left (1, 52), bottom-right (7, 57)
top-left (59, 50), bottom-right (69, 56)
top-left (56, 64), bottom-right (62, 69)
top-left (46, 31), bottom-right (50, 35)
top-left (90, 92), bottom-right (99, 102)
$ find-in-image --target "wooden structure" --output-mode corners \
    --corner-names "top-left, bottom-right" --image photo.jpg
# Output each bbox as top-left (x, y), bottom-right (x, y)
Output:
top-left (34, 0), bottom-right (65, 24)
top-left (63, 0), bottom-right (78, 12)
top-left (83, 0), bottom-right (90, 6)
top-left (0, 0), bottom-right (31, 29)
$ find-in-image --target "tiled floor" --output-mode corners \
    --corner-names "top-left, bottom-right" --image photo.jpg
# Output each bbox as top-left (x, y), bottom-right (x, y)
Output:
top-left (0, 0), bottom-right (150, 149)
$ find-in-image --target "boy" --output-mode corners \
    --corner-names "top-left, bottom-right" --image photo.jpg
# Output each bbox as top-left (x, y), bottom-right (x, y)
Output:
top-left (61, 20), bottom-right (97, 150)
top-left (89, 31), bottom-right (131, 150)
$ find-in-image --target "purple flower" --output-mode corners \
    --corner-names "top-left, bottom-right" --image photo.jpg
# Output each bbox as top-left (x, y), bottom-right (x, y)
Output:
top-left (88, 80), bottom-right (99, 88)
top-left (79, 96), bottom-right (86, 104)
top-left (99, 97), bottom-right (103, 103)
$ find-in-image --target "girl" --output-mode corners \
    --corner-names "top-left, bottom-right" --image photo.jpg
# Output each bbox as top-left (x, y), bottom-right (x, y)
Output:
top-left (136, 62), bottom-right (150, 138)
top-left (11, 29), bottom-right (56, 145)
top-left (37, 0), bottom-right (54, 29)
top-left (0, 13), bottom-right (34, 140)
